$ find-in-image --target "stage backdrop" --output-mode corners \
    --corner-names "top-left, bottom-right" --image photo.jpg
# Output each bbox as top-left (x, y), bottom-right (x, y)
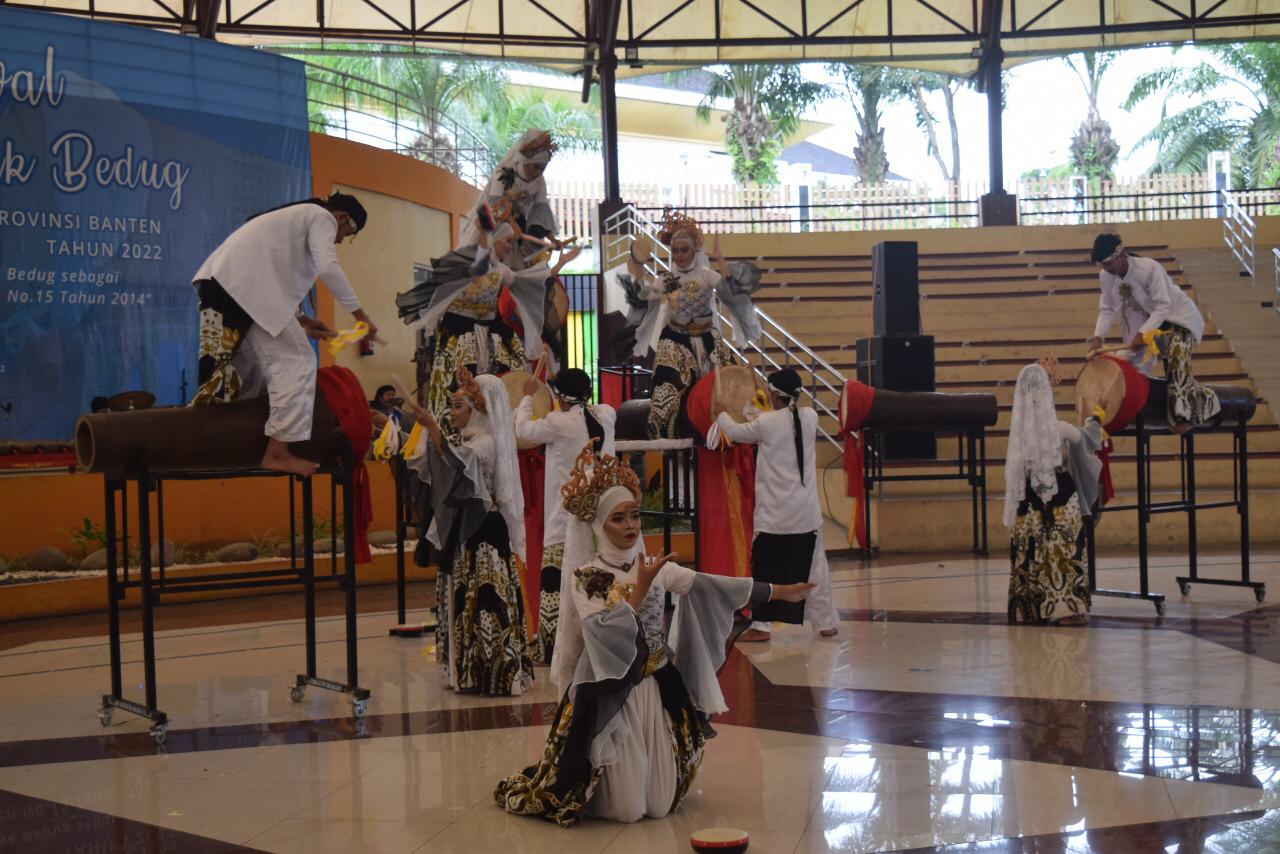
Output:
top-left (0, 7), bottom-right (311, 441)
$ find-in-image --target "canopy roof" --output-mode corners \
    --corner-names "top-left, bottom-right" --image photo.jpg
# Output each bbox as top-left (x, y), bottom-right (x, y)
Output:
top-left (13, 0), bottom-right (1280, 77)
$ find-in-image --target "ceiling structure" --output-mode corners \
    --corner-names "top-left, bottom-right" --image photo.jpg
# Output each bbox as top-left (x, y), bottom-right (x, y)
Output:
top-left (6, 0), bottom-right (1279, 77)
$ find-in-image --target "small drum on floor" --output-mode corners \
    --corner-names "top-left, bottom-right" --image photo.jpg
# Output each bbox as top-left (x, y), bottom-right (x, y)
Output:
top-left (499, 370), bottom-right (553, 449)
top-left (681, 365), bottom-right (767, 438)
top-left (690, 828), bottom-right (750, 854)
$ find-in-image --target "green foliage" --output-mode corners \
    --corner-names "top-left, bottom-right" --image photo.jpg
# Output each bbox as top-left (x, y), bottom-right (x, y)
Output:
top-left (693, 65), bottom-right (828, 186)
top-left (468, 86), bottom-right (601, 156)
top-left (1125, 42), bottom-right (1280, 186)
top-left (60, 517), bottom-right (116, 558)
top-left (1063, 51), bottom-right (1120, 181)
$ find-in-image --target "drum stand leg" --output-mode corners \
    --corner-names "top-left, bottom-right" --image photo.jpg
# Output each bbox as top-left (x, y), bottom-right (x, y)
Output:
top-left (1092, 421), bottom-right (1166, 616)
top-left (1175, 422), bottom-right (1264, 602)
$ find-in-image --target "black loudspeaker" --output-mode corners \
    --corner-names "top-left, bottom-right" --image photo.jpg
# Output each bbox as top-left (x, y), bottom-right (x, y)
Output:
top-left (872, 241), bottom-right (920, 336)
top-left (855, 335), bottom-right (937, 459)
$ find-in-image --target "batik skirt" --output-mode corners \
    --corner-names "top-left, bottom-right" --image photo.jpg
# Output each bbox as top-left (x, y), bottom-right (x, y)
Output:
top-left (437, 510), bottom-right (534, 696)
top-left (1008, 469), bottom-right (1091, 623)
top-left (419, 311), bottom-right (526, 430)
top-left (645, 325), bottom-right (730, 439)
top-left (1160, 323), bottom-right (1221, 427)
top-left (529, 542), bottom-right (564, 665)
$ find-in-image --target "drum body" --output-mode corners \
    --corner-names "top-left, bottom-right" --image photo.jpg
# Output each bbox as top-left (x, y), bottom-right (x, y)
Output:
top-left (1075, 356), bottom-right (1256, 432)
top-left (500, 370), bottom-right (553, 449)
top-left (681, 366), bottom-right (767, 437)
top-left (1074, 355), bottom-right (1149, 433)
top-left (838, 379), bottom-right (998, 433)
top-left (543, 278), bottom-right (570, 332)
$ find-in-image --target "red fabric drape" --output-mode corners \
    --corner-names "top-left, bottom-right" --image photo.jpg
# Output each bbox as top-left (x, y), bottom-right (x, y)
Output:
top-left (315, 366), bottom-right (373, 564)
top-left (837, 380), bottom-right (877, 548)
top-left (517, 447), bottom-right (546, 631)
top-left (1096, 438), bottom-right (1116, 506)
top-left (695, 446), bottom-right (755, 577)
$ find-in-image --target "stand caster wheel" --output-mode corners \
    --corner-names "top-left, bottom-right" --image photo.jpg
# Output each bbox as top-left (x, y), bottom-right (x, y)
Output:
top-left (98, 706), bottom-right (112, 727)
top-left (1155, 602), bottom-right (1167, 617)
top-left (1256, 589), bottom-right (1267, 604)
top-left (1178, 582), bottom-right (1190, 596)
top-left (290, 685), bottom-right (306, 703)
top-left (351, 699), bottom-right (367, 720)
top-left (151, 724), bottom-right (167, 745)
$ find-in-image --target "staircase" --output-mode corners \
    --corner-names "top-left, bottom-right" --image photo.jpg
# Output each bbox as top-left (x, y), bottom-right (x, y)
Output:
top-left (1176, 246), bottom-right (1280, 417)
top-left (716, 233), bottom-right (1280, 551)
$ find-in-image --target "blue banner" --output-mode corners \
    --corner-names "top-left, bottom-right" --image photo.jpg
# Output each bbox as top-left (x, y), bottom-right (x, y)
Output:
top-left (0, 7), bottom-right (311, 440)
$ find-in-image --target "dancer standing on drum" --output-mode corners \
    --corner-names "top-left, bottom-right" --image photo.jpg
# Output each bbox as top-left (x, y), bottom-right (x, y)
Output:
top-left (1086, 232), bottom-right (1220, 434)
top-left (190, 192), bottom-right (377, 477)
top-left (396, 225), bottom-right (544, 428)
top-left (402, 366), bottom-right (534, 696)
top-left (457, 129), bottom-right (559, 250)
top-left (514, 369), bottom-right (617, 664)
top-left (711, 368), bottom-right (839, 642)
top-left (1004, 362), bottom-right (1103, 626)
top-left (621, 209), bottom-right (763, 439)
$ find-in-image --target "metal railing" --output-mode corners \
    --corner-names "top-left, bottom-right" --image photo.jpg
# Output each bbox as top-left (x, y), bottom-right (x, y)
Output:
top-left (1274, 248), bottom-right (1280, 318)
top-left (303, 62), bottom-right (495, 188)
top-left (632, 198), bottom-right (980, 234)
top-left (601, 203), bottom-right (848, 448)
top-left (1221, 189), bottom-right (1257, 279)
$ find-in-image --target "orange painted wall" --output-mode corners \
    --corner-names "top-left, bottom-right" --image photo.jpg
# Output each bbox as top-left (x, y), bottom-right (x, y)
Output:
top-left (0, 136), bottom-right (475, 560)
top-left (309, 132), bottom-right (473, 353)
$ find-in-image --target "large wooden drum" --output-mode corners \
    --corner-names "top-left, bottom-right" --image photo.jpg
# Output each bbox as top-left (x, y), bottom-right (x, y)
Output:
top-left (681, 365), bottom-right (767, 436)
top-left (500, 370), bottom-right (553, 449)
top-left (1074, 356), bottom-right (1257, 432)
top-left (1074, 355), bottom-right (1150, 433)
top-left (838, 379), bottom-right (998, 433)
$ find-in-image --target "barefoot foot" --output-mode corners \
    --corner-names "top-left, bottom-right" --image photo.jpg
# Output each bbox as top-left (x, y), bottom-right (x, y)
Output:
top-left (1171, 421), bottom-right (1193, 435)
top-left (738, 628), bottom-right (771, 643)
top-left (262, 439), bottom-right (319, 477)
top-left (819, 628), bottom-right (839, 637)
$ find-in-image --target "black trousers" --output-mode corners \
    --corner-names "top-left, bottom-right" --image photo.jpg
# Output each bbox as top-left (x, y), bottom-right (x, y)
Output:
top-left (750, 531), bottom-right (816, 624)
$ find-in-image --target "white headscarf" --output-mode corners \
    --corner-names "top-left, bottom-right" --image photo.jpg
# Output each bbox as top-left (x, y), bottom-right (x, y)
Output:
top-left (1003, 364), bottom-right (1063, 527)
top-left (497, 129), bottom-right (553, 170)
top-left (472, 374), bottom-right (526, 558)
top-left (550, 482), bottom-right (644, 692)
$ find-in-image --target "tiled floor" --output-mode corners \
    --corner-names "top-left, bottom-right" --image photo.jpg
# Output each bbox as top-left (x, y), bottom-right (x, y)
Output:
top-left (3, 550), bottom-right (1280, 852)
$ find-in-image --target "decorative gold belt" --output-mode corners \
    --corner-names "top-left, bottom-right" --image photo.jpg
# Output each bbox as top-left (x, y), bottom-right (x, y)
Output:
top-left (671, 320), bottom-right (712, 336)
top-left (643, 648), bottom-right (668, 676)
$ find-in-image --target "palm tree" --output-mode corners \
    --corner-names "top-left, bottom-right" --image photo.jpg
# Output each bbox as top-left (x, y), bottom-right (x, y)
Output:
top-left (301, 47), bottom-right (507, 170)
top-left (827, 64), bottom-right (904, 184)
top-left (694, 65), bottom-right (828, 186)
top-left (1125, 43), bottom-right (1280, 186)
top-left (468, 86), bottom-right (602, 157)
top-left (1064, 51), bottom-right (1119, 182)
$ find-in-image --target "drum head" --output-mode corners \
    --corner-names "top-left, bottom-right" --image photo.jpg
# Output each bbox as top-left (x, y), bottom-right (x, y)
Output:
top-left (711, 366), bottom-right (767, 425)
top-left (1074, 358), bottom-right (1126, 426)
top-left (501, 370), bottom-right (552, 449)
top-left (544, 280), bottom-right (570, 331)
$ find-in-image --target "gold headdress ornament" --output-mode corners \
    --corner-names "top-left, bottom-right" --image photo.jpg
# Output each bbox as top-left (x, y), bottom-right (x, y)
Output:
top-left (657, 207), bottom-right (703, 250)
top-left (561, 442), bottom-right (641, 522)
top-left (519, 131), bottom-right (558, 160)
top-left (452, 364), bottom-right (486, 414)
top-left (1036, 355), bottom-right (1062, 387)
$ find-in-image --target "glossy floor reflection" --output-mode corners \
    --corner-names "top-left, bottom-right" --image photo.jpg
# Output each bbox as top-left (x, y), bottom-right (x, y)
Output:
top-left (2, 549), bottom-right (1280, 852)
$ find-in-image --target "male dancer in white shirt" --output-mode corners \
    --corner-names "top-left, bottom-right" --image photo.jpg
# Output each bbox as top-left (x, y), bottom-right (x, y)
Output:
top-left (191, 192), bottom-right (377, 476)
top-left (713, 368), bottom-right (838, 642)
top-left (1086, 232), bottom-right (1219, 434)
top-left (514, 368), bottom-right (617, 662)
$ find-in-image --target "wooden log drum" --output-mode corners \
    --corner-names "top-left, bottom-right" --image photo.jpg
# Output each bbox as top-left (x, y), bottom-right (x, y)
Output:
top-left (1074, 355), bottom-right (1256, 432)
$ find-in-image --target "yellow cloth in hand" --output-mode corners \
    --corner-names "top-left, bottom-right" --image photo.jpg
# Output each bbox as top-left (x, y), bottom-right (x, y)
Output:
top-left (326, 321), bottom-right (370, 356)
